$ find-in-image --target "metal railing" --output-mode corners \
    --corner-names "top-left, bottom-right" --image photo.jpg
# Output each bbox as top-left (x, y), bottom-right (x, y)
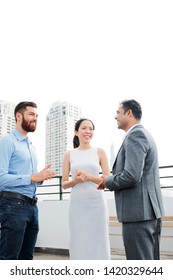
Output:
top-left (37, 165), bottom-right (173, 200)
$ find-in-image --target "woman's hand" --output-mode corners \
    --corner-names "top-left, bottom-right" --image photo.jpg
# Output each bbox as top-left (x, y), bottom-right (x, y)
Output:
top-left (74, 170), bottom-right (88, 183)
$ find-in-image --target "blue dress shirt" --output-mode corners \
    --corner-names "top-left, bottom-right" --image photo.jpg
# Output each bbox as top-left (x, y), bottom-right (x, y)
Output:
top-left (0, 128), bottom-right (41, 198)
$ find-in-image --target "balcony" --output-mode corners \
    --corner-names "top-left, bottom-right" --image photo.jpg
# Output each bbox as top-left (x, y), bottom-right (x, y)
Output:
top-left (34, 165), bottom-right (173, 260)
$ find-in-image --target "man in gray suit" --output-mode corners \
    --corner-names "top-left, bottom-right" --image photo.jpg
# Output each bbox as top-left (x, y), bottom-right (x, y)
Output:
top-left (98, 99), bottom-right (164, 260)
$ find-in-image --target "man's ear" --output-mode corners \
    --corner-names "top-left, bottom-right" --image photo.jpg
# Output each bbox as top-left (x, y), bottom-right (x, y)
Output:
top-left (127, 109), bottom-right (133, 117)
top-left (16, 112), bottom-right (23, 121)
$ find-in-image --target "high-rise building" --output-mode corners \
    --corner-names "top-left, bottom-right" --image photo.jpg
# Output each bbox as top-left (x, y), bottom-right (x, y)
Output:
top-left (0, 100), bottom-right (16, 137)
top-left (45, 101), bottom-right (82, 175)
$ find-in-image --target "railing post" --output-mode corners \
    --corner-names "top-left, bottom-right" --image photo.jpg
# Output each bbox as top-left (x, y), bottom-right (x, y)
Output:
top-left (59, 176), bottom-right (63, 201)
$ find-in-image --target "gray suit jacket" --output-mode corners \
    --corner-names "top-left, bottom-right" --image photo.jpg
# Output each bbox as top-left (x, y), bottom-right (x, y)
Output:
top-left (105, 125), bottom-right (164, 223)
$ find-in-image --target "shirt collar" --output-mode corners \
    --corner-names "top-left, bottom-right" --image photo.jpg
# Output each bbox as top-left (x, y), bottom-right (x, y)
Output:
top-left (12, 128), bottom-right (32, 143)
top-left (125, 123), bottom-right (141, 137)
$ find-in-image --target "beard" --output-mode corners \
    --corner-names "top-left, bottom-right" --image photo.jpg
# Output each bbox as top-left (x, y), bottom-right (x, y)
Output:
top-left (21, 116), bottom-right (37, 132)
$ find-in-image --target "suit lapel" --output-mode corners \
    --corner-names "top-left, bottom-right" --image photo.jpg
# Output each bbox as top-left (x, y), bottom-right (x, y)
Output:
top-left (112, 124), bottom-right (143, 170)
top-left (112, 141), bottom-right (124, 170)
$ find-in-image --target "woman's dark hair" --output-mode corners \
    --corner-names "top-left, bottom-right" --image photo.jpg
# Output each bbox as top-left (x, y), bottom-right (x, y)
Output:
top-left (120, 99), bottom-right (142, 120)
top-left (73, 118), bottom-right (95, 148)
top-left (14, 101), bottom-right (37, 121)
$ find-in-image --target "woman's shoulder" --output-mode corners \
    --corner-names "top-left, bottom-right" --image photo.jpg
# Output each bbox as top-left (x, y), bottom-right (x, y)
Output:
top-left (66, 148), bottom-right (78, 156)
top-left (95, 147), bottom-right (107, 158)
top-left (97, 147), bottom-right (106, 154)
top-left (64, 150), bottom-right (75, 160)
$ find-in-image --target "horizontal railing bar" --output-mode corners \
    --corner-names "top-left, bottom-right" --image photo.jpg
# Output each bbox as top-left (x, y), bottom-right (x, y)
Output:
top-left (160, 176), bottom-right (173, 179)
top-left (37, 165), bottom-right (173, 200)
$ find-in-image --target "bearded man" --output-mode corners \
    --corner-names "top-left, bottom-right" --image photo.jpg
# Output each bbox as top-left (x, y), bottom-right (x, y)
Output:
top-left (0, 101), bottom-right (56, 259)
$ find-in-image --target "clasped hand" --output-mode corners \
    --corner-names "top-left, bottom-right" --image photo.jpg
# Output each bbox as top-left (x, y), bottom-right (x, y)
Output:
top-left (74, 170), bottom-right (88, 183)
top-left (97, 175), bottom-right (107, 190)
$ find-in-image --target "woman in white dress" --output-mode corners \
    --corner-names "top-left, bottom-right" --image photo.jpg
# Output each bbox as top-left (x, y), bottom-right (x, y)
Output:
top-left (62, 118), bottom-right (111, 260)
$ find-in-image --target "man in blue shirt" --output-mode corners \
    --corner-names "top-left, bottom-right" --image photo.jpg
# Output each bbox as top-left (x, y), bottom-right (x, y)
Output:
top-left (0, 101), bottom-right (56, 260)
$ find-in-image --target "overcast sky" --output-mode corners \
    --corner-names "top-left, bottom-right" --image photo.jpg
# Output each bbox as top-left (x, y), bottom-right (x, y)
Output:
top-left (0, 0), bottom-right (173, 169)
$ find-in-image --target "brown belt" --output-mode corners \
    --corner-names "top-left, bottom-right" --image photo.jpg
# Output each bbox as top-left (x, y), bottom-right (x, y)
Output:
top-left (0, 190), bottom-right (37, 206)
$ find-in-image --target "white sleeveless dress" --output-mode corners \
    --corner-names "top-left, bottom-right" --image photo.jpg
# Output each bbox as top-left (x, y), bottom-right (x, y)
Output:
top-left (69, 147), bottom-right (110, 260)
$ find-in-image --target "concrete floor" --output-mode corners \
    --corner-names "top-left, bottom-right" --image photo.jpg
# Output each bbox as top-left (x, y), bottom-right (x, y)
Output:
top-left (34, 252), bottom-right (69, 260)
top-left (34, 250), bottom-right (173, 260)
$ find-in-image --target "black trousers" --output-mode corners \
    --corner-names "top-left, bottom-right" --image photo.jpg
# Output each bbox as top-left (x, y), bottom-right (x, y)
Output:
top-left (122, 218), bottom-right (162, 260)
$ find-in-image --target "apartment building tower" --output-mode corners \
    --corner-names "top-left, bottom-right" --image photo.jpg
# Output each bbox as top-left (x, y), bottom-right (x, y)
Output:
top-left (45, 101), bottom-right (82, 175)
top-left (0, 100), bottom-right (15, 137)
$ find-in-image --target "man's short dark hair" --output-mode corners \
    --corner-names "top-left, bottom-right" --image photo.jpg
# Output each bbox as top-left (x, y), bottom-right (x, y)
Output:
top-left (120, 99), bottom-right (142, 120)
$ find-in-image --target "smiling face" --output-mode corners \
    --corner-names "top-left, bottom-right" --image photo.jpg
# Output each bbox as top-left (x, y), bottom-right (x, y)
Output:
top-left (16, 106), bottom-right (38, 135)
top-left (115, 104), bottom-right (128, 131)
top-left (115, 102), bottom-right (141, 132)
top-left (21, 106), bottom-right (38, 132)
top-left (75, 120), bottom-right (94, 146)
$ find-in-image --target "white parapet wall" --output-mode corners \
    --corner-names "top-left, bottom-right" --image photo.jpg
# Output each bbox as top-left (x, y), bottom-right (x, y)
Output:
top-left (36, 200), bottom-right (70, 250)
top-left (36, 196), bottom-right (173, 257)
